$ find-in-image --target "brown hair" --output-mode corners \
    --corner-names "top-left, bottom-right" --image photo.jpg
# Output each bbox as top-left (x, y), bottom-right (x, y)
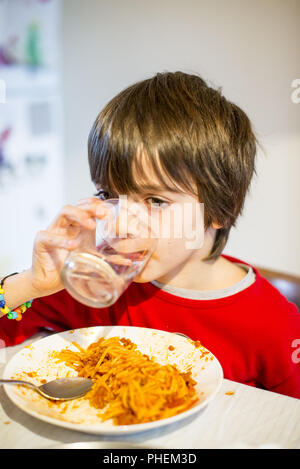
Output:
top-left (88, 71), bottom-right (258, 260)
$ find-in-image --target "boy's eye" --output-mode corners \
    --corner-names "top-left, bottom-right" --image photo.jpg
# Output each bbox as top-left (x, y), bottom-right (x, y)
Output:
top-left (94, 191), bottom-right (169, 209)
top-left (94, 190), bottom-right (113, 201)
top-left (146, 197), bottom-right (169, 208)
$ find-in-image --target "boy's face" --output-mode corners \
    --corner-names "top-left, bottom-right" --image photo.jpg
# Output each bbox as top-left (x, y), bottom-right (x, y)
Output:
top-left (131, 189), bottom-right (214, 284)
top-left (95, 159), bottom-right (217, 283)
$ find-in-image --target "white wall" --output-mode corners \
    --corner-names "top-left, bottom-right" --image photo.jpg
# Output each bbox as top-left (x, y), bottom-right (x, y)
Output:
top-left (61, 0), bottom-right (300, 276)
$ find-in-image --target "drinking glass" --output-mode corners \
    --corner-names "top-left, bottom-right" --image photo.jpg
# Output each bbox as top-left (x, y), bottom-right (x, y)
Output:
top-left (60, 198), bottom-right (157, 308)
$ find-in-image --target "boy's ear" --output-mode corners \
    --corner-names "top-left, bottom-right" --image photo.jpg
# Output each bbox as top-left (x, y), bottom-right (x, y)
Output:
top-left (212, 221), bottom-right (223, 229)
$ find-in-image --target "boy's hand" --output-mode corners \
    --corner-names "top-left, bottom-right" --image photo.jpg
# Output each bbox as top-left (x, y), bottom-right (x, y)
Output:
top-left (30, 198), bottom-right (107, 297)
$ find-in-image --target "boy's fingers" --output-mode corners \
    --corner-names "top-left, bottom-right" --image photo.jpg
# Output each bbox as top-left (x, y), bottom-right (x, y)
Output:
top-left (35, 230), bottom-right (80, 251)
top-left (75, 200), bottom-right (111, 220)
top-left (76, 197), bottom-right (100, 204)
top-left (48, 205), bottom-right (99, 230)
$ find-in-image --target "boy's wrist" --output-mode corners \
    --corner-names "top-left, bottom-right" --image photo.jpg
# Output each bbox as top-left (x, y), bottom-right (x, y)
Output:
top-left (0, 270), bottom-right (38, 319)
top-left (0, 269), bottom-right (41, 315)
top-left (21, 269), bottom-right (43, 300)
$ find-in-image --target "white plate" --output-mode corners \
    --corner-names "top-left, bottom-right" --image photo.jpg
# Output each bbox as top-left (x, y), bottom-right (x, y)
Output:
top-left (3, 326), bottom-right (223, 435)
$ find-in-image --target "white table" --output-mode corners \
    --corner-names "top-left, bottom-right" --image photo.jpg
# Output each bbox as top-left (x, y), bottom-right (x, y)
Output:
top-left (0, 332), bottom-right (299, 449)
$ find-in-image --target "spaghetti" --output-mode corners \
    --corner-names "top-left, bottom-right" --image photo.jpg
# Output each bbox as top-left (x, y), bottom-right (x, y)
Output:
top-left (54, 336), bottom-right (199, 425)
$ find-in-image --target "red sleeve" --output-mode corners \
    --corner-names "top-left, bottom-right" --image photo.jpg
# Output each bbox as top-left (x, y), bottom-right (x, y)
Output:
top-left (258, 298), bottom-right (300, 399)
top-left (0, 289), bottom-right (112, 347)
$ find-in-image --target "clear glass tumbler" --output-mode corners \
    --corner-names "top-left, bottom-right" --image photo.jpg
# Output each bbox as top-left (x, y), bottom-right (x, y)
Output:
top-left (60, 198), bottom-right (157, 308)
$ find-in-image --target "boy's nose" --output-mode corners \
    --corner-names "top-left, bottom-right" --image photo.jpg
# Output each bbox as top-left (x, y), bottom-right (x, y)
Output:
top-left (114, 200), bottom-right (146, 238)
top-left (115, 216), bottom-right (134, 238)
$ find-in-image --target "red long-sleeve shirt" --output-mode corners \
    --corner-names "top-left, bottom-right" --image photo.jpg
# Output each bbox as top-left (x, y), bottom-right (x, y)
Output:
top-left (1, 254), bottom-right (300, 398)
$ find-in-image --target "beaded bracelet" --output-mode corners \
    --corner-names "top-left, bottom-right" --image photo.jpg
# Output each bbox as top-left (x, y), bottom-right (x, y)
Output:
top-left (0, 273), bottom-right (33, 321)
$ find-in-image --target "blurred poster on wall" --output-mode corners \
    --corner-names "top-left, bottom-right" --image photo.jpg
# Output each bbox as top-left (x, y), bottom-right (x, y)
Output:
top-left (0, 0), bottom-right (64, 274)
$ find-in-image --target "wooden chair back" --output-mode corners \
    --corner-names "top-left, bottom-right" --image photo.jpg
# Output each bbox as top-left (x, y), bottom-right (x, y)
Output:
top-left (256, 266), bottom-right (300, 311)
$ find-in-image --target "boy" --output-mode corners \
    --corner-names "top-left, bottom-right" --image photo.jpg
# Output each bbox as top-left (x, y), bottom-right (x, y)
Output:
top-left (1, 71), bottom-right (300, 398)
